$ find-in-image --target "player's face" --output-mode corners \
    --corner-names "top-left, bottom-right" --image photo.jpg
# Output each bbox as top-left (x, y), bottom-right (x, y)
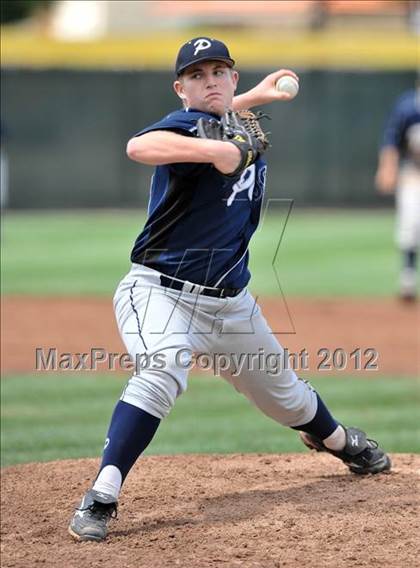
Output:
top-left (174, 61), bottom-right (239, 115)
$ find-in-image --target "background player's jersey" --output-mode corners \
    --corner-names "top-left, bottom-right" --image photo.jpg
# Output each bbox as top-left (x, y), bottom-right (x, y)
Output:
top-left (130, 108), bottom-right (267, 289)
top-left (382, 88), bottom-right (420, 165)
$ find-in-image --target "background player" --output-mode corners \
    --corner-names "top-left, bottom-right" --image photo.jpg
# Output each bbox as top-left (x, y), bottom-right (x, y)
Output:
top-left (69, 37), bottom-right (391, 543)
top-left (375, 83), bottom-right (420, 301)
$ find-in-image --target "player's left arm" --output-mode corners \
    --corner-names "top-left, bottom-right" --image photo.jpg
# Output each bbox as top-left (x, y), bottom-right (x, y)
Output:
top-left (232, 69), bottom-right (299, 110)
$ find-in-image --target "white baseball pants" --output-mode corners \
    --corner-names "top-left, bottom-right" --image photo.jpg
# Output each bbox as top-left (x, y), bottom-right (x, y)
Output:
top-left (396, 163), bottom-right (420, 250)
top-left (113, 264), bottom-right (317, 427)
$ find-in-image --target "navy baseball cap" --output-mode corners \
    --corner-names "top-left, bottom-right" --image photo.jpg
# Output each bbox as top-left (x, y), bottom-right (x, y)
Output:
top-left (175, 37), bottom-right (235, 76)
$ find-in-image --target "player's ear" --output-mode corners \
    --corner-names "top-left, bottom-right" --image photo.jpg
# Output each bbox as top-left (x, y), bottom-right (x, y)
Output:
top-left (173, 80), bottom-right (187, 101)
top-left (231, 69), bottom-right (239, 92)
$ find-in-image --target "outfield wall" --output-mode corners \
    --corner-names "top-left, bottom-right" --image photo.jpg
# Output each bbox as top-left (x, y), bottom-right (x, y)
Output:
top-left (1, 68), bottom-right (415, 208)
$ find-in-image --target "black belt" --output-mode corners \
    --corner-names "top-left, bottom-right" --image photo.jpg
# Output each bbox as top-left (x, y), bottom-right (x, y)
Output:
top-left (160, 275), bottom-right (242, 298)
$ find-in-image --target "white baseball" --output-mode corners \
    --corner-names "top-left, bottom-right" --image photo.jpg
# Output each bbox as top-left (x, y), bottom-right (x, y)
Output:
top-left (275, 76), bottom-right (299, 98)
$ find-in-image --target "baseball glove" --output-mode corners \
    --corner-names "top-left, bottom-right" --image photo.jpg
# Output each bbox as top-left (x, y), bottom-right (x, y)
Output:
top-left (196, 109), bottom-right (270, 177)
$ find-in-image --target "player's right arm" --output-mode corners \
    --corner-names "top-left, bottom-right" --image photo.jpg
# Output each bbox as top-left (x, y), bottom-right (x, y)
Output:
top-left (375, 92), bottom-right (408, 194)
top-left (375, 146), bottom-right (399, 194)
top-left (127, 130), bottom-right (241, 175)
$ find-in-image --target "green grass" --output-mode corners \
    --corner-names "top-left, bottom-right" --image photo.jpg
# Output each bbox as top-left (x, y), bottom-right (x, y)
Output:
top-left (1, 209), bottom-right (399, 297)
top-left (252, 208), bottom-right (398, 296)
top-left (1, 211), bottom-right (142, 296)
top-left (2, 373), bottom-right (419, 467)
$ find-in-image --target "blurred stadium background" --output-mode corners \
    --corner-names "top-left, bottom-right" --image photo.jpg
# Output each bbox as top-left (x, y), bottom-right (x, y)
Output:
top-left (1, 1), bottom-right (419, 467)
top-left (1, 0), bottom-right (419, 208)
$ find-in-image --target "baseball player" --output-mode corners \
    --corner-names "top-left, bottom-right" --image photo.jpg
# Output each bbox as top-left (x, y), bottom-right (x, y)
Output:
top-left (375, 84), bottom-right (420, 301)
top-left (69, 37), bottom-right (391, 542)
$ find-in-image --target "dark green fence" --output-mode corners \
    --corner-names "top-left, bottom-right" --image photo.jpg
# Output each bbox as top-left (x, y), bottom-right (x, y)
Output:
top-left (1, 68), bottom-right (416, 208)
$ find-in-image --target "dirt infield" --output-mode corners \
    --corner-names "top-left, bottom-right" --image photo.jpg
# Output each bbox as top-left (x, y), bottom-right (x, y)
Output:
top-left (1, 296), bottom-right (418, 376)
top-left (1, 453), bottom-right (419, 568)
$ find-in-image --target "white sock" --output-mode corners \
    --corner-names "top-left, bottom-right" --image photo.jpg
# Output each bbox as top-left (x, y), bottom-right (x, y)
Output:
top-left (92, 465), bottom-right (122, 500)
top-left (323, 425), bottom-right (346, 451)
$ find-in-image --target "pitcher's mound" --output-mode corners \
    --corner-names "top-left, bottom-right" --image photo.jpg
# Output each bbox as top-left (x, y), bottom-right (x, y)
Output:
top-left (1, 453), bottom-right (419, 568)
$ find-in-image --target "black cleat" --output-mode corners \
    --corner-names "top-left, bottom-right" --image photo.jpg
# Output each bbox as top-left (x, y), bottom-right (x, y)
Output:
top-left (68, 489), bottom-right (118, 542)
top-left (300, 426), bottom-right (392, 475)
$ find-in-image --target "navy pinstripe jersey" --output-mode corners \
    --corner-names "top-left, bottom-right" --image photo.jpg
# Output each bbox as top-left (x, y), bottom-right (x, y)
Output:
top-left (130, 108), bottom-right (267, 289)
top-left (382, 89), bottom-right (420, 162)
